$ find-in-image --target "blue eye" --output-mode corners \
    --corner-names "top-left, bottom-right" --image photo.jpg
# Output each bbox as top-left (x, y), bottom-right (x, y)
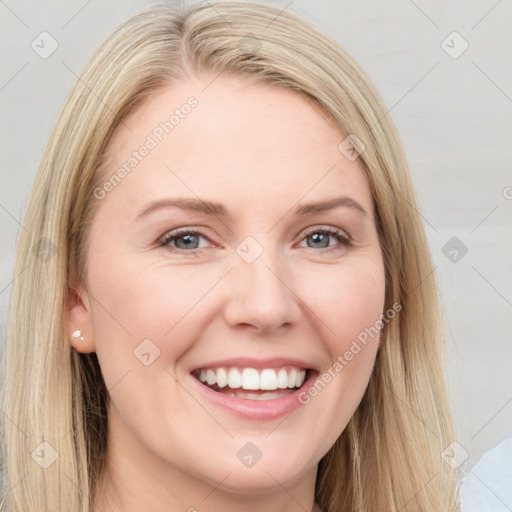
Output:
top-left (159, 226), bottom-right (352, 255)
top-left (298, 227), bottom-right (352, 253)
top-left (159, 230), bottom-right (211, 254)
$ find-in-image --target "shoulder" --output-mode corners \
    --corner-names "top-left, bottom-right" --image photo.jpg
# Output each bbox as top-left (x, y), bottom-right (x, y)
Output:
top-left (459, 436), bottom-right (512, 511)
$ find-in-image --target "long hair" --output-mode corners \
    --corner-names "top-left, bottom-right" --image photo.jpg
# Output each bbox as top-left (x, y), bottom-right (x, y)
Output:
top-left (1, 2), bottom-right (458, 510)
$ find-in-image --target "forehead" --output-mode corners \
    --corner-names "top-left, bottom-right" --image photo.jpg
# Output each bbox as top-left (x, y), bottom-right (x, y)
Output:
top-left (97, 75), bottom-right (374, 221)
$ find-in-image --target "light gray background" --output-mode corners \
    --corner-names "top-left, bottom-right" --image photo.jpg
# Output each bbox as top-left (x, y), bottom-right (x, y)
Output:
top-left (1, 0), bottom-right (511, 484)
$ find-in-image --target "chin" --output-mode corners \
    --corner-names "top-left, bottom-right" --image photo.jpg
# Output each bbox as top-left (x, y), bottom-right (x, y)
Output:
top-left (192, 447), bottom-right (317, 494)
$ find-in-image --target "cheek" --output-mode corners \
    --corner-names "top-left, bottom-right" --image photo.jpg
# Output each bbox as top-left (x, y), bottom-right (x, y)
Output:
top-left (304, 256), bottom-right (386, 352)
top-left (86, 252), bottom-right (223, 379)
top-left (296, 255), bottom-right (385, 413)
top-left (293, 257), bottom-right (385, 434)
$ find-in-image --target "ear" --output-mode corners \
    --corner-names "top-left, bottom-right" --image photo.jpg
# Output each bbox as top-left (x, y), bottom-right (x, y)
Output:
top-left (64, 284), bottom-right (96, 354)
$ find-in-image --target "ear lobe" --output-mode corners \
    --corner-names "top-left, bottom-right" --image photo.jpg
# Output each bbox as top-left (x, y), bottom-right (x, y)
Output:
top-left (64, 285), bottom-right (96, 354)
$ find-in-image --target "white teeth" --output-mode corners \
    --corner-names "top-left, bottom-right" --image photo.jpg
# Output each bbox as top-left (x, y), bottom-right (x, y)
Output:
top-left (287, 368), bottom-right (297, 388)
top-left (241, 368), bottom-right (260, 390)
top-left (216, 367), bottom-right (228, 388)
top-left (277, 369), bottom-right (289, 389)
top-left (206, 369), bottom-right (217, 386)
top-left (233, 390), bottom-right (289, 400)
top-left (196, 366), bottom-right (308, 391)
top-left (227, 368), bottom-right (242, 389)
top-left (260, 369), bottom-right (278, 390)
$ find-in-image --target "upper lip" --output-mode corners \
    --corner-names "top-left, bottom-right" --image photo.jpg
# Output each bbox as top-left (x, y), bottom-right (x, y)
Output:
top-left (190, 357), bottom-right (317, 372)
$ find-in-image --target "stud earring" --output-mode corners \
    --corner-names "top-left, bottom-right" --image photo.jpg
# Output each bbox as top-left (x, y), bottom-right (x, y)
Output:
top-left (72, 329), bottom-right (84, 341)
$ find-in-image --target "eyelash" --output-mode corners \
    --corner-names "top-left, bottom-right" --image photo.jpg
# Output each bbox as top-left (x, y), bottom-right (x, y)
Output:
top-left (158, 226), bottom-right (352, 256)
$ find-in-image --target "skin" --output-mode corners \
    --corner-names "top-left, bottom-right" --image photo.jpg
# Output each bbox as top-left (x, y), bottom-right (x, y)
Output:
top-left (65, 74), bottom-right (386, 512)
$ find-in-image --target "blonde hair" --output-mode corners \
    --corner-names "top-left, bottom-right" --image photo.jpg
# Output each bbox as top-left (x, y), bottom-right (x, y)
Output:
top-left (1, 2), bottom-right (459, 510)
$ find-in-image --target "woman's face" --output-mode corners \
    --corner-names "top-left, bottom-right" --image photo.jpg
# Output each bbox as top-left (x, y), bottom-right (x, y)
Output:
top-left (68, 75), bottom-right (385, 501)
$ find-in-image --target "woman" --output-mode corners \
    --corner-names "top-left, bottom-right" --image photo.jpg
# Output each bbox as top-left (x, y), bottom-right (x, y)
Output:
top-left (0, 2), bottom-right (459, 511)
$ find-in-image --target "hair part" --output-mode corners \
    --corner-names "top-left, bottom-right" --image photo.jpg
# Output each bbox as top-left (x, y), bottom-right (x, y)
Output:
top-left (1, 2), bottom-right (458, 510)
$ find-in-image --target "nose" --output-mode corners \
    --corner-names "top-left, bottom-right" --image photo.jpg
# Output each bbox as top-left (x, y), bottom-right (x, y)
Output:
top-left (222, 246), bottom-right (302, 335)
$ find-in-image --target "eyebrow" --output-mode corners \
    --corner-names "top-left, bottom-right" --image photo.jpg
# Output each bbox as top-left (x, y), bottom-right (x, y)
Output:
top-left (135, 195), bottom-right (369, 221)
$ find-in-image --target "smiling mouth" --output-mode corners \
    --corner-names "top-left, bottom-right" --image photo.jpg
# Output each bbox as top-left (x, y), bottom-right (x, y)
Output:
top-left (191, 366), bottom-right (311, 401)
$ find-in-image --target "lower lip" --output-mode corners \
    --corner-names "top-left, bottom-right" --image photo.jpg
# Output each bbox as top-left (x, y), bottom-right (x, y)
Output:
top-left (189, 372), bottom-right (317, 421)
